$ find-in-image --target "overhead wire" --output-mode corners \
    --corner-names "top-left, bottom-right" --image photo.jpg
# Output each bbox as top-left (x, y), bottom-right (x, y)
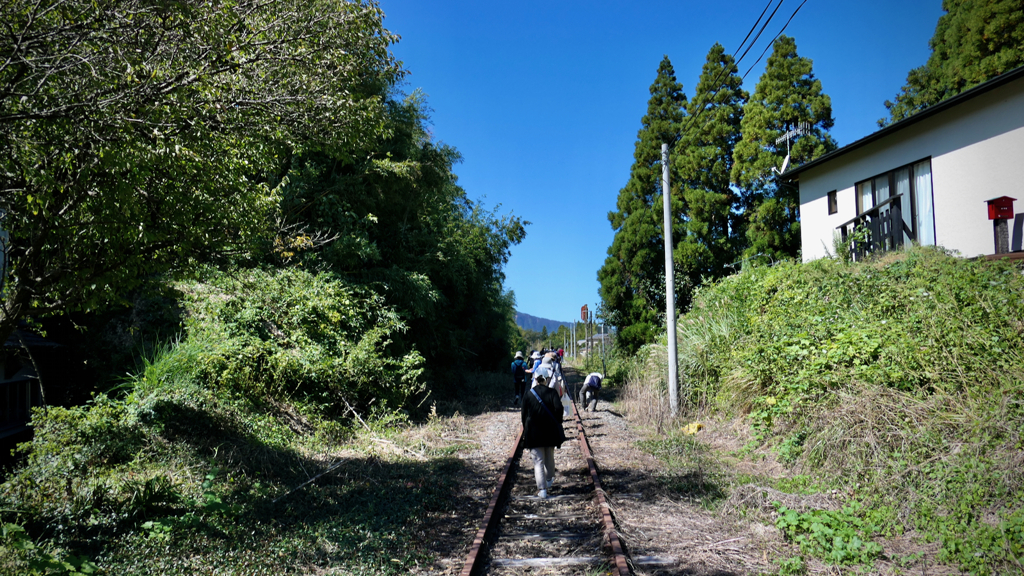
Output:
top-left (691, 0), bottom-right (812, 141)
top-left (640, 0), bottom-right (785, 214)
top-left (680, 0), bottom-right (787, 145)
top-left (741, 0), bottom-right (811, 81)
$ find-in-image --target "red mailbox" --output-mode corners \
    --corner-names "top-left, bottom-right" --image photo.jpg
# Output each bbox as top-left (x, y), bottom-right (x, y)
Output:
top-left (986, 196), bottom-right (1016, 220)
top-left (581, 304), bottom-right (589, 321)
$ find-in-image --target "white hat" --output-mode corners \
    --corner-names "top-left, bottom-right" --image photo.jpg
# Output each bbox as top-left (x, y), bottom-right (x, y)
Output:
top-left (530, 352), bottom-right (542, 360)
top-left (534, 366), bottom-right (552, 381)
top-left (515, 351), bottom-right (523, 359)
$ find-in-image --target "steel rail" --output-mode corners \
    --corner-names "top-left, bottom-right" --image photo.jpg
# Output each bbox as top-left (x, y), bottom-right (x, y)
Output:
top-left (571, 396), bottom-right (631, 576)
top-left (459, 427), bottom-right (524, 576)
top-left (459, 366), bottom-right (630, 575)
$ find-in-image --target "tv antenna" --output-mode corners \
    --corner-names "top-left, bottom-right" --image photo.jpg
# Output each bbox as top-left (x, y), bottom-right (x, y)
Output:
top-left (772, 122), bottom-right (810, 175)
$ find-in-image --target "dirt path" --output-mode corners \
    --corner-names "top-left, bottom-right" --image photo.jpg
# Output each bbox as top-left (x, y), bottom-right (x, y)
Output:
top-left (421, 370), bottom-right (785, 576)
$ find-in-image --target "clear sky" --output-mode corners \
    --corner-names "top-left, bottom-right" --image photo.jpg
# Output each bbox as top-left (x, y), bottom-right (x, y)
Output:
top-left (379, 0), bottom-right (945, 323)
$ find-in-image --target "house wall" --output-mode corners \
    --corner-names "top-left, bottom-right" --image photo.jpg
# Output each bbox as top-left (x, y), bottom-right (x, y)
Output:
top-left (799, 76), bottom-right (1024, 261)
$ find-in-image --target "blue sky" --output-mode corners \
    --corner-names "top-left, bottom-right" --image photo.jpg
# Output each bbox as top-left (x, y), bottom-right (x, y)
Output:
top-left (379, 0), bottom-right (945, 323)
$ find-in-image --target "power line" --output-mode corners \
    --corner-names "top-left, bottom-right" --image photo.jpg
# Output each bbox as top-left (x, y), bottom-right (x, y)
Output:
top-left (647, 0), bottom-right (786, 205)
top-left (680, 0), bottom-right (787, 145)
top-left (741, 0), bottom-right (811, 81)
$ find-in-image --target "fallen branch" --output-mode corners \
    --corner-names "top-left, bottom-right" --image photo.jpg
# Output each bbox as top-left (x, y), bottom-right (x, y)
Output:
top-left (344, 398), bottom-right (426, 460)
top-left (706, 537), bottom-right (746, 548)
top-left (272, 457), bottom-right (350, 504)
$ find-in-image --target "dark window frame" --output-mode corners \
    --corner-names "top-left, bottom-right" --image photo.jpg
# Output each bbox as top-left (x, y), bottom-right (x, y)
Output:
top-left (827, 190), bottom-right (838, 215)
top-left (853, 157), bottom-right (932, 240)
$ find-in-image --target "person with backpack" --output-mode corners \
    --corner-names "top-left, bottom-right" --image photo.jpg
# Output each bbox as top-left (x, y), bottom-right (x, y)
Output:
top-left (521, 366), bottom-right (566, 499)
top-left (510, 351), bottom-right (529, 405)
top-left (578, 372), bottom-right (603, 411)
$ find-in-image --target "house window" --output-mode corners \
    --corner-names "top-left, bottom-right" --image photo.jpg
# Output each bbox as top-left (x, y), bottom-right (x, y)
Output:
top-left (853, 158), bottom-right (935, 245)
top-left (827, 190), bottom-right (838, 215)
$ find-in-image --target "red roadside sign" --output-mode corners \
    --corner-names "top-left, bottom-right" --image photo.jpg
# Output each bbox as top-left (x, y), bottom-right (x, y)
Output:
top-left (581, 304), bottom-right (588, 321)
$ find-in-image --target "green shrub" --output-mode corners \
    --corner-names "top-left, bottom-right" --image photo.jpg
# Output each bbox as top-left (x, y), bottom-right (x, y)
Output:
top-left (623, 246), bottom-right (1024, 574)
top-left (775, 502), bottom-right (884, 565)
top-left (173, 267), bottom-right (425, 410)
top-left (1, 522), bottom-right (99, 575)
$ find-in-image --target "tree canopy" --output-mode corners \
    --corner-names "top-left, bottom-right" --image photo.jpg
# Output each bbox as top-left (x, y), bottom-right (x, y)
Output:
top-left (882, 0), bottom-right (1024, 126)
top-left (273, 91), bottom-right (526, 372)
top-left (0, 0), bottom-right (402, 343)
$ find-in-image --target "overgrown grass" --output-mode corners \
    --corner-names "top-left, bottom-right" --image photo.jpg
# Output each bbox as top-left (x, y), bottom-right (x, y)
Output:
top-left (0, 268), bottom-right (502, 575)
top-left (621, 247), bottom-right (1024, 575)
top-left (636, 432), bottom-right (728, 508)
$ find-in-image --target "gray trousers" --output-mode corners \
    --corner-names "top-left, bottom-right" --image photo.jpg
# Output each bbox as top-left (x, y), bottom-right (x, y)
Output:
top-left (579, 385), bottom-right (598, 411)
top-left (530, 447), bottom-right (555, 490)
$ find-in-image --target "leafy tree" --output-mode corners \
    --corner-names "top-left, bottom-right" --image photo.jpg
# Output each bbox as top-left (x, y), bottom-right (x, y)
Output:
top-left (882, 0), bottom-right (1024, 126)
top-left (599, 56), bottom-right (687, 353)
top-left (675, 44), bottom-right (748, 287)
top-left (274, 92), bottom-right (526, 375)
top-left (731, 36), bottom-right (837, 260)
top-left (0, 0), bottom-right (401, 343)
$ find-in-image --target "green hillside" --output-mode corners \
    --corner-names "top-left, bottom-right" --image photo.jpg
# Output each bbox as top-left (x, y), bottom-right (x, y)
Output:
top-left (621, 246), bottom-right (1024, 575)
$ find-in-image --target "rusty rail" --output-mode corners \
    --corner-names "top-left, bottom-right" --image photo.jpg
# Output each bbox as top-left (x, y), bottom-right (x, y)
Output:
top-left (571, 398), bottom-right (630, 576)
top-left (459, 370), bottom-right (631, 575)
top-left (459, 427), bottom-right (524, 576)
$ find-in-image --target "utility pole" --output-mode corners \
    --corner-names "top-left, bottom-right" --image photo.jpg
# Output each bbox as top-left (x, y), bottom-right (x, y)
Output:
top-left (589, 311), bottom-right (598, 368)
top-left (662, 143), bottom-right (679, 416)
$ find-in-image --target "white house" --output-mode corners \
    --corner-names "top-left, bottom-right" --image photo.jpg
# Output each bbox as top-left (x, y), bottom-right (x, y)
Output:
top-left (784, 65), bottom-right (1024, 261)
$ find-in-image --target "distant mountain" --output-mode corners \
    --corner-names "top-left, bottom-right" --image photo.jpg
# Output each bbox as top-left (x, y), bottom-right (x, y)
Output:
top-left (515, 312), bottom-right (572, 333)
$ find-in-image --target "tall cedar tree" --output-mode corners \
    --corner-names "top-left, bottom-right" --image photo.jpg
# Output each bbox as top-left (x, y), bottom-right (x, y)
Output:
top-left (731, 36), bottom-right (837, 261)
top-left (599, 56), bottom-right (687, 353)
top-left (883, 0), bottom-right (1024, 126)
top-left (675, 44), bottom-right (748, 287)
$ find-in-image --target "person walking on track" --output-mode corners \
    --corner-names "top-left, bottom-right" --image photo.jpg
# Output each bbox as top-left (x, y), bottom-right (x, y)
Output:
top-left (510, 351), bottom-right (529, 405)
top-left (521, 366), bottom-right (566, 499)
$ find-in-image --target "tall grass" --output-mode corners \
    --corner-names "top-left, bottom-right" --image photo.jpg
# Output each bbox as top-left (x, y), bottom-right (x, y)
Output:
top-left (618, 247), bottom-right (1024, 574)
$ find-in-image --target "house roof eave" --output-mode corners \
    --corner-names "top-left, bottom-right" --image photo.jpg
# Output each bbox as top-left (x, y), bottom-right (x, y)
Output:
top-left (781, 64), bottom-right (1024, 182)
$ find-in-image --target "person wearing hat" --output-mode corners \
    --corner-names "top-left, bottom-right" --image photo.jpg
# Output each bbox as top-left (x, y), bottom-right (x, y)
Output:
top-left (521, 366), bottom-right (566, 499)
top-left (510, 351), bottom-right (529, 405)
top-left (536, 353), bottom-right (564, 396)
top-left (527, 350), bottom-right (543, 380)
top-left (579, 372), bottom-right (603, 411)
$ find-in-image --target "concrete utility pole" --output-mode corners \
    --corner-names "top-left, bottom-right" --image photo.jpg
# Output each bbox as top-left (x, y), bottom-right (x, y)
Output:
top-left (662, 143), bottom-right (679, 416)
top-left (589, 311), bottom-right (598, 368)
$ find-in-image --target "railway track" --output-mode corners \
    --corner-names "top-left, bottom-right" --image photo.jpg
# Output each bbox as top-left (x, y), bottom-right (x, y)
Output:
top-left (459, 368), bottom-right (633, 575)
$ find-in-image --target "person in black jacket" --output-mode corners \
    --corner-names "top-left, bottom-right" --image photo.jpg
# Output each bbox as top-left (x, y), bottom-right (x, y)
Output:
top-left (521, 367), bottom-right (566, 498)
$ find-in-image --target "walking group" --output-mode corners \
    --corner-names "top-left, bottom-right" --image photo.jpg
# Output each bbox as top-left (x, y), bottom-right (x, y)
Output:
top-left (510, 349), bottom-right (604, 499)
